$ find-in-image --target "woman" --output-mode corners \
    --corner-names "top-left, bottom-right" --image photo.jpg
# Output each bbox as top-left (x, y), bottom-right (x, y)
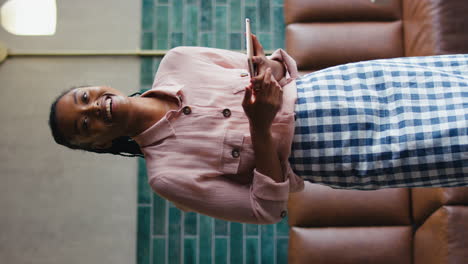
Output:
top-left (49, 35), bottom-right (468, 224)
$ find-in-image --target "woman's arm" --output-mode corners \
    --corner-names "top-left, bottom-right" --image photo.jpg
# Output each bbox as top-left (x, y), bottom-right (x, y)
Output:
top-left (242, 35), bottom-right (288, 183)
top-left (159, 44), bottom-right (296, 87)
top-left (243, 68), bottom-right (284, 183)
top-left (150, 169), bottom-right (289, 224)
top-left (250, 126), bottom-right (283, 183)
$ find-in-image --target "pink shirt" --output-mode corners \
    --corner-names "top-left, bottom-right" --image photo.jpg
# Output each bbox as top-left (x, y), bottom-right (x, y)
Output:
top-left (133, 47), bottom-right (304, 224)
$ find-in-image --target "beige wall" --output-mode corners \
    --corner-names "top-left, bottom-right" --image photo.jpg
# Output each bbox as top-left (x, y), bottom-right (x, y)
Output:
top-left (0, 1), bottom-right (140, 263)
top-left (0, 0), bottom-right (140, 51)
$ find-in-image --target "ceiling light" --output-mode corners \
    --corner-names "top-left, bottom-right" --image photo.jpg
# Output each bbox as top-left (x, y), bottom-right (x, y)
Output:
top-left (1, 0), bottom-right (56, 36)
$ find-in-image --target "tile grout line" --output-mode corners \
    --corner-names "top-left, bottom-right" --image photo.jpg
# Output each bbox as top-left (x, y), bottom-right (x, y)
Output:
top-left (165, 2), bottom-right (171, 49)
top-left (241, 0), bottom-right (244, 51)
top-left (181, 211), bottom-right (185, 264)
top-left (150, 193), bottom-right (153, 264)
top-left (197, 0), bottom-right (201, 45)
top-left (211, 215), bottom-right (214, 264)
top-left (257, 225), bottom-right (261, 264)
top-left (273, 224), bottom-right (278, 264)
top-left (168, 0), bottom-right (172, 50)
top-left (227, 0), bottom-right (231, 49)
top-left (197, 213), bottom-right (200, 264)
top-left (242, 222), bottom-right (246, 264)
top-left (228, 222), bottom-right (231, 264)
top-left (165, 200), bottom-right (169, 264)
top-left (259, 225), bottom-right (262, 264)
top-left (182, 0), bottom-right (186, 46)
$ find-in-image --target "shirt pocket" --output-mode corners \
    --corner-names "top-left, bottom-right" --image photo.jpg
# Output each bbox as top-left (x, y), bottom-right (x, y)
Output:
top-left (220, 130), bottom-right (245, 174)
top-left (230, 69), bottom-right (251, 94)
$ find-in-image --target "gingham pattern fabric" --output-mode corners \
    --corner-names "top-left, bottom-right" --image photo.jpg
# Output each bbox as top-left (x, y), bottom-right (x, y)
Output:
top-left (289, 54), bottom-right (468, 190)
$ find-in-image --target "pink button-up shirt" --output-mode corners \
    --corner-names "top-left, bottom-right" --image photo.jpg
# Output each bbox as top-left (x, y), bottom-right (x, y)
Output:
top-left (133, 47), bottom-right (304, 224)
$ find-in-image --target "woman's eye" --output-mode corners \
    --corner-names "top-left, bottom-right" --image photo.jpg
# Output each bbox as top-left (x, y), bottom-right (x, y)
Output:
top-left (82, 92), bottom-right (88, 102)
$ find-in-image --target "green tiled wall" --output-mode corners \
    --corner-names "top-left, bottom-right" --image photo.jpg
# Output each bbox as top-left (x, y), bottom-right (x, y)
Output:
top-left (141, 0), bottom-right (284, 51)
top-left (138, 1), bottom-right (288, 263)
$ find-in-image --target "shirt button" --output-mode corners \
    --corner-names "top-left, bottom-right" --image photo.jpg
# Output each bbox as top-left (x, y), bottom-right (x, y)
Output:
top-left (280, 211), bottom-right (287, 218)
top-left (240, 72), bottom-right (249, 77)
top-left (231, 149), bottom-right (240, 158)
top-left (222, 109), bottom-right (231, 118)
top-left (182, 106), bottom-right (191, 115)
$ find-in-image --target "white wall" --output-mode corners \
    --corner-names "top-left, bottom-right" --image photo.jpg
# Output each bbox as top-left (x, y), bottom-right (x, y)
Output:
top-left (0, 1), bottom-right (141, 263)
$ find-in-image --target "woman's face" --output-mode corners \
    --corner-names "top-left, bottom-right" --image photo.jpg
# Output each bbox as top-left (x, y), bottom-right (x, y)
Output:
top-left (55, 86), bottom-right (133, 149)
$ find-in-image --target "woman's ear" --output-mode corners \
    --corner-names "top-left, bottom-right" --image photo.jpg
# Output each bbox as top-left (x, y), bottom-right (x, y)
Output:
top-left (92, 141), bottom-right (112, 150)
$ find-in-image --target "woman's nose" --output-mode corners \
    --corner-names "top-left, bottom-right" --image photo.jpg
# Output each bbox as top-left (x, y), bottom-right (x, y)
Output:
top-left (84, 100), bottom-right (101, 117)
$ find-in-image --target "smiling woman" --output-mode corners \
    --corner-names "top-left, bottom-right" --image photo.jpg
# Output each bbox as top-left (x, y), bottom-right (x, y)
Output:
top-left (48, 39), bottom-right (302, 224)
top-left (48, 41), bottom-right (468, 224)
top-left (55, 86), bottom-right (133, 148)
top-left (49, 85), bottom-right (178, 157)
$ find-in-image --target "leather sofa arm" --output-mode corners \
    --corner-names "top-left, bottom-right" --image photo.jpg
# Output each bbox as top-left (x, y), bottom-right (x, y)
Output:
top-left (403, 0), bottom-right (468, 56)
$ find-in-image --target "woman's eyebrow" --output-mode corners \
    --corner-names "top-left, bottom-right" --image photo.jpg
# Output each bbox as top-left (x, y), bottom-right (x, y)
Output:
top-left (73, 90), bottom-right (78, 104)
top-left (72, 90), bottom-right (80, 135)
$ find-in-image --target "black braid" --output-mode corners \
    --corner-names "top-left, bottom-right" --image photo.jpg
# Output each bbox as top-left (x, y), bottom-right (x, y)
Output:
top-left (48, 86), bottom-right (144, 158)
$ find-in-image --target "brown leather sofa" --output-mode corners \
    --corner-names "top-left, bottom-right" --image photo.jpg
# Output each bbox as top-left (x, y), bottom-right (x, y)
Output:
top-left (284, 0), bottom-right (468, 263)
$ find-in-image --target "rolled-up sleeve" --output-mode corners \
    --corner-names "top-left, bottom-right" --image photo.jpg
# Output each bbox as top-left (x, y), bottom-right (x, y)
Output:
top-left (268, 49), bottom-right (300, 87)
top-left (149, 171), bottom-right (289, 224)
top-left (250, 169), bottom-right (289, 222)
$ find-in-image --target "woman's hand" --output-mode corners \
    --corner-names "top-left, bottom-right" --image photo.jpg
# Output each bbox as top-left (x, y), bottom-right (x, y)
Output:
top-left (242, 67), bottom-right (283, 133)
top-left (250, 34), bottom-right (285, 82)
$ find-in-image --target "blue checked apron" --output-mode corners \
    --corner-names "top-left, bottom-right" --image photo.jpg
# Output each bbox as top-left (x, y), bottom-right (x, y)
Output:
top-left (289, 54), bottom-right (468, 190)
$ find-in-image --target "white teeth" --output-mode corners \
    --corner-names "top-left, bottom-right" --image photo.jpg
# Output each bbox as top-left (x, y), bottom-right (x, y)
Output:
top-left (105, 98), bottom-right (112, 121)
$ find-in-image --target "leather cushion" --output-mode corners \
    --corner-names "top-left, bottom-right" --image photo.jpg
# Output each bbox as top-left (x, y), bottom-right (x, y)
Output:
top-left (403, 0), bottom-right (468, 56)
top-left (285, 0), bottom-right (402, 24)
top-left (286, 21), bottom-right (404, 71)
top-left (288, 182), bottom-right (411, 227)
top-left (414, 206), bottom-right (468, 264)
top-left (289, 226), bottom-right (412, 264)
top-left (412, 187), bottom-right (468, 225)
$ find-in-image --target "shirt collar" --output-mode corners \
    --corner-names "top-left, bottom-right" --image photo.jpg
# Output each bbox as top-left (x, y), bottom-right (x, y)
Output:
top-left (141, 84), bottom-right (184, 106)
top-left (132, 116), bottom-right (175, 147)
top-left (132, 85), bottom-right (182, 147)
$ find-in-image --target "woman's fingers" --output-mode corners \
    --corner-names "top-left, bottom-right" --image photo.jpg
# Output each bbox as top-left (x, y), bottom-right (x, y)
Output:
top-left (250, 34), bottom-right (268, 77)
top-left (250, 67), bottom-right (284, 106)
top-left (251, 68), bottom-right (275, 94)
top-left (263, 68), bottom-right (272, 89)
top-left (251, 34), bottom-right (265, 56)
top-left (252, 56), bottom-right (267, 76)
top-left (242, 85), bottom-right (253, 106)
top-left (251, 69), bottom-right (265, 87)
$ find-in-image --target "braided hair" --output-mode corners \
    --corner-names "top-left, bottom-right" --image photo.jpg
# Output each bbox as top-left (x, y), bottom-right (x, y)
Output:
top-left (48, 86), bottom-right (143, 158)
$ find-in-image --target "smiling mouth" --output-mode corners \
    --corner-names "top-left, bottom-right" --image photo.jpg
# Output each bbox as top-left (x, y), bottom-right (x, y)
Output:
top-left (105, 96), bottom-right (113, 122)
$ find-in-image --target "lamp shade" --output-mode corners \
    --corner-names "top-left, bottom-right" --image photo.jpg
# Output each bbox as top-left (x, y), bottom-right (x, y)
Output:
top-left (1, 0), bottom-right (56, 36)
